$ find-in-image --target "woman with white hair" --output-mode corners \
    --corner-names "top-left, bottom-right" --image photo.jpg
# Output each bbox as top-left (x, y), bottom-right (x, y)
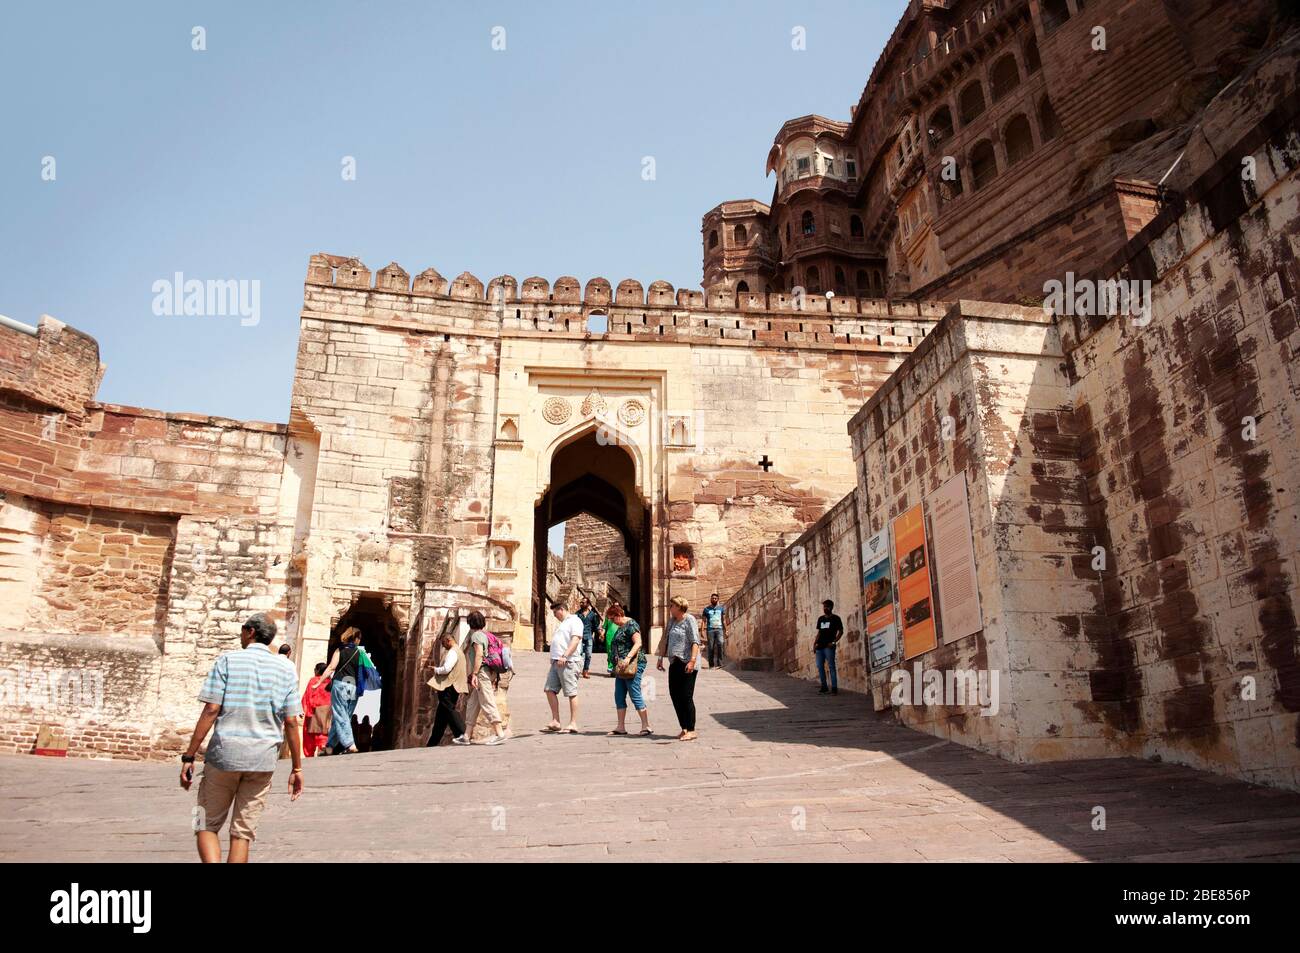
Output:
top-left (658, 596), bottom-right (701, 741)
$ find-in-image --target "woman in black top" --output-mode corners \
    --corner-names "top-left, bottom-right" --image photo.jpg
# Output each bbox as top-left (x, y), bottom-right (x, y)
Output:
top-left (320, 627), bottom-right (363, 754)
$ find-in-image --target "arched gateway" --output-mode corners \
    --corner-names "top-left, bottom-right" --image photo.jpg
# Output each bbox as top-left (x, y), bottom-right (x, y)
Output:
top-left (277, 255), bottom-right (935, 748)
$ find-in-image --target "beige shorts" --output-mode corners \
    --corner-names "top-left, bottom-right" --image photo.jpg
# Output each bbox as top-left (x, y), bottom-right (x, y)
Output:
top-left (545, 659), bottom-right (582, 697)
top-left (196, 767), bottom-right (274, 841)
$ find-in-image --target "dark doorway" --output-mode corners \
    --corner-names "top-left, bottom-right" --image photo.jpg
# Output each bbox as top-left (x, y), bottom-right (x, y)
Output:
top-left (533, 429), bottom-right (649, 647)
top-left (328, 594), bottom-right (405, 752)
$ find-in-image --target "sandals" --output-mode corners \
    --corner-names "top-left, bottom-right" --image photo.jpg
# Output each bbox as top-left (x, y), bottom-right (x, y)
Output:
top-left (607, 729), bottom-right (628, 736)
top-left (638, 728), bottom-right (653, 736)
top-left (541, 724), bottom-right (562, 733)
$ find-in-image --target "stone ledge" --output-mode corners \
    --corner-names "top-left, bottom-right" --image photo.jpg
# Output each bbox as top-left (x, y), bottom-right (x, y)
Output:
top-left (0, 628), bottom-right (163, 658)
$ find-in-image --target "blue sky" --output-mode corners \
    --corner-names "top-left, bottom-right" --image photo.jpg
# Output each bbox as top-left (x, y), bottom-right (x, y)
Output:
top-left (1, 1), bottom-right (895, 424)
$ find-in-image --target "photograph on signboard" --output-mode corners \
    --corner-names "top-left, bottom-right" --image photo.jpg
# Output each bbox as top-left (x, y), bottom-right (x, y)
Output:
top-left (892, 504), bottom-right (937, 659)
top-left (865, 577), bottom-right (891, 615)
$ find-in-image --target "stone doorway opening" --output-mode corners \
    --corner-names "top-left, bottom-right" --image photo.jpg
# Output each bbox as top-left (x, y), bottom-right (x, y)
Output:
top-left (328, 594), bottom-right (406, 752)
top-left (546, 510), bottom-right (633, 655)
top-left (533, 429), bottom-right (649, 649)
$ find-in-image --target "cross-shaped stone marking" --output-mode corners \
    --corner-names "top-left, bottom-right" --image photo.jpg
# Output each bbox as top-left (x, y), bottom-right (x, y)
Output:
top-left (758, 454), bottom-right (774, 472)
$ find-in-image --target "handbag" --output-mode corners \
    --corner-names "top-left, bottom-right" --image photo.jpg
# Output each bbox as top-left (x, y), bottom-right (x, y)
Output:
top-left (615, 648), bottom-right (640, 679)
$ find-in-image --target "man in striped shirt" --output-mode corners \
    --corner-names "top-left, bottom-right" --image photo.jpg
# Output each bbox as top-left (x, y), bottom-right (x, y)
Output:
top-left (179, 613), bottom-right (303, 862)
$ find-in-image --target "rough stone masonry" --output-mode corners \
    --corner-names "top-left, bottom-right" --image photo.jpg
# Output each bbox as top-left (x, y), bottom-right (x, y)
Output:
top-left (0, 0), bottom-right (1297, 793)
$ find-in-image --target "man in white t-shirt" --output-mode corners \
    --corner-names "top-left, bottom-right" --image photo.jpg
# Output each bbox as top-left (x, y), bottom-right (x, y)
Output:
top-left (543, 601), bottom-right (584, 733)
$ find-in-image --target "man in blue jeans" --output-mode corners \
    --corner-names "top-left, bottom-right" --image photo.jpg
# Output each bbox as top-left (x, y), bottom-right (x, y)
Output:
top-left (814, 599), bottom-right (843, 695)
top-left (701, 593), bottom-right (726, 669)
top-left (575, 596), bottom-right (600, 679)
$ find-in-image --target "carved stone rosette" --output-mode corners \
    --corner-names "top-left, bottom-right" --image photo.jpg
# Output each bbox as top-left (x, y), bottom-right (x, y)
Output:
top-left (542, 397), bottom-right (572, 424)
top-left (618, 399), bottom-right (646, 427)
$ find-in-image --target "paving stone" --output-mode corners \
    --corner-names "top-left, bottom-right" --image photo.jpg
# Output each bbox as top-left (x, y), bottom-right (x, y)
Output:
top-left (1, 653), bottom-right (1298, 862)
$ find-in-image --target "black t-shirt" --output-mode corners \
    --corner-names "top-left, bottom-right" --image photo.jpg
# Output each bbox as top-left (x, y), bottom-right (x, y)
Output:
top-left (815, 614), bottom-right (843, 649)
top-left (335, 643), bottom-right (360, 679)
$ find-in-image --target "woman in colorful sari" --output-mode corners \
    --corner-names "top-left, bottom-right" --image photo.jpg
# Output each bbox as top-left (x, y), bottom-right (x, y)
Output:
top-left (300, 662), bottom-right (333, 756)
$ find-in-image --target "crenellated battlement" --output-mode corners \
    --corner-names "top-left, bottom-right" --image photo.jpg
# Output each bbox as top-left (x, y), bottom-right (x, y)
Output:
top-left (305, 253), bottom-right (947, 348)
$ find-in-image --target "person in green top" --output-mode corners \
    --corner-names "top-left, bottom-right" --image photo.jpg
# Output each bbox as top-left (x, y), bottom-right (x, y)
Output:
top-left (602, 614), bottom-right (620, 675)
top-left (606, 602), bottom-right (652, 736)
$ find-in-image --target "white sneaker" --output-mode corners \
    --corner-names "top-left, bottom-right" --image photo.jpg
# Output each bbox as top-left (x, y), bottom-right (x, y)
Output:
top-left (483, 735), bottom-right (505, 746)
top-left (451, 736), bottom-right (470, 745)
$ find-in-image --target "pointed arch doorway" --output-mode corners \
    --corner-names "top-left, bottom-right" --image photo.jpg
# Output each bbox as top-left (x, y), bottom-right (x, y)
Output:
top-left (326, 593), bottom-right (407, 751)
top-left (533, 428), bottom-right (649, 648)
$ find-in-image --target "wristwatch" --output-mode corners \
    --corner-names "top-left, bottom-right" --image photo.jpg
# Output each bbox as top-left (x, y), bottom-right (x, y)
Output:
top-left (180, 754), bottom-right (196, 764)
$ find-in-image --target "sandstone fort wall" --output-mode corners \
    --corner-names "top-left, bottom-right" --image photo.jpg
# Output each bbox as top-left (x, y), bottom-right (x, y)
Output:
top-left (723, 87), bottom-right (1300, 789)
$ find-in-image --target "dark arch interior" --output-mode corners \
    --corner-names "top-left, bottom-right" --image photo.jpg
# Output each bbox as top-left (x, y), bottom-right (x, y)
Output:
top-left (327, 594), bottom-right (406, 752)
top-left (533, 429), bottom-right (649, 645)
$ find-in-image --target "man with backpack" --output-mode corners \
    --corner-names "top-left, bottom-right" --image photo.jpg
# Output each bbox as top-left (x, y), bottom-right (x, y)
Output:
top-left (462, 610), bottom-right (508, 746)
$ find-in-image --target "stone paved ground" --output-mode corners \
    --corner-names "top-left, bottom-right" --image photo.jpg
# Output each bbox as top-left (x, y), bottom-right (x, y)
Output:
top-left (4, 651), bottom-right (1300, 862)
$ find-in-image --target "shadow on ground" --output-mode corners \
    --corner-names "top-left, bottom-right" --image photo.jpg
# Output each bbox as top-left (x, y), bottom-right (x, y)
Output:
top-left (709, 664), bottom-right (1300, 862)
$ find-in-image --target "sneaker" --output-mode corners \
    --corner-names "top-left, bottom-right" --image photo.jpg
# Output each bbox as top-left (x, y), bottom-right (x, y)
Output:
top-left (451, 736), bottom-right (470, 745)
top-left (818, 687), bottom-right (829, 695)
top-left (483, 735), bottom-right (505, 746)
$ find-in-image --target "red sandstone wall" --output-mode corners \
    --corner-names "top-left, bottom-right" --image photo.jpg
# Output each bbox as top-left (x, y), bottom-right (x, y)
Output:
top-left (0, 315), bottom-right (101, 416)
top-left (1037, 0), bottom-right (1189, 149)
top-left (27, 504), bottom-right (175, 638)
top-left (0, 310), bottom-right (293, 759)
top-left (920, 180), bottom-right (1139, 302)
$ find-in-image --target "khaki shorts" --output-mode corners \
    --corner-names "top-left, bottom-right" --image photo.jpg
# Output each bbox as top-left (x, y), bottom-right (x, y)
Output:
top-left (196, 767), bottom-right (274, 841)
top-left (545, 659), bottom-right (582, 697)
